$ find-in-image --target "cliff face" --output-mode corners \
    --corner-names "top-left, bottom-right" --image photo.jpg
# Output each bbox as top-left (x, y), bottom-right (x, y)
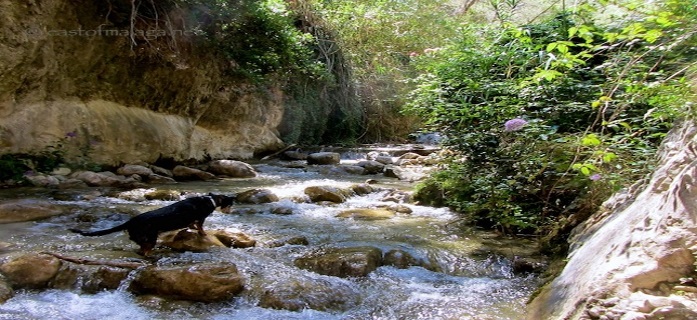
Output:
top-left (527, 120), bottom-right (697, 319)
top-left (0, 0), bottom-right (286, 165)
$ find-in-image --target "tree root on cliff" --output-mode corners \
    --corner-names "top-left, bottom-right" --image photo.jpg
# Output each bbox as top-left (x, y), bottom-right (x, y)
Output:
top-left (40, 251), bottom-right (148, 269)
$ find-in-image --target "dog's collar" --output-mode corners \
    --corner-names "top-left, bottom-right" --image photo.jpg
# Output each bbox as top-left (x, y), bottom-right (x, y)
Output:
top-left (204, 196), bottom-right (217, 207)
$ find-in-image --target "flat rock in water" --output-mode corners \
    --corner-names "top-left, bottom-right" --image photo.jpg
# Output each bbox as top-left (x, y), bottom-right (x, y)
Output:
top-left (129, 263), bottom-right (245, 302)
top-left (336, 208), bottom-right (395, 220)
top-left (0, 200), bottom-right (66, 223)
top-left (295, 246), bottom-right (383, 277)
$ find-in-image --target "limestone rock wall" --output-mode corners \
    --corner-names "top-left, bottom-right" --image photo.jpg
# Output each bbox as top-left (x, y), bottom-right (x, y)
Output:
top-left (0, 0), bottom-right (285, 165)
top-left (527, 120), bottom-right (697, 319)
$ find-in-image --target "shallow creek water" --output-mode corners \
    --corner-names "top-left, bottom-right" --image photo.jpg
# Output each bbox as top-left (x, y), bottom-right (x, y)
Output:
top-left (0, 157), bottom-right (540, 320)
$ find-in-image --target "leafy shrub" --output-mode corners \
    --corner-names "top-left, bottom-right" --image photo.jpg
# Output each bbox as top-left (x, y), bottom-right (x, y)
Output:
top-left (408, 0), bottom-right (696, 235)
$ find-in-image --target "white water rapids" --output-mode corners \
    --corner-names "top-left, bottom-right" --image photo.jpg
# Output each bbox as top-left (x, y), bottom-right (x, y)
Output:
top-left (0, 158), bottom-right (539, 319)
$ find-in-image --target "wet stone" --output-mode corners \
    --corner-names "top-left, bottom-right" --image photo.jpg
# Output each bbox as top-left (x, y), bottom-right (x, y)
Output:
top-left (0, 277), bottom-right (12, 303)
top-left (383, 249), bottom-right (420, 269)
top-left (259, 276), bottom-right (360, 312)
top-left (307, 152), bottom-right (340, 165)
top-left (295, 246), bottom-right (383, 278)
top-left (0, 200), bottom-right (67, 223)
top-left (51, 264), bottom-right (130, 293)
top-left (208, 160), bottom-right (257, 178)
top-left (0, 253), bottom-right (62, 289)
top-left (144, 189), bottom-right (181, 201)
top-left (235, 188), bottom-right (279, 204)
top-left (263, 236), bottom-right (309, 248)
top-left (129, 263), bottom-right (245, 302)
top-left (304, 186), bottom-right (352, 203)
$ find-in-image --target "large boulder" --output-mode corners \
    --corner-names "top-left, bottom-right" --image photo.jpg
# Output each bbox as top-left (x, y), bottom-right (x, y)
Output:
top-left (172, 165), bottom-right (216, 181)
top-left (259, 275), bottom-right (360, 312)
top-left (51, 264), bottom-right (131, 293)
top-left (295, 247), bottom-right (383, 278)
top-left (160, 229), bottom-right (256, 252)
top-left (235, 188), bottom-right (279, 204)
top-left (129, 263), bottom-right (245, 302)
top-left (0, 253), bottom-right (62, 289)
top-left (307, 152), bottom-right (341, 165)
top-left (0, 200), bottom-right (66, 223)
top-left (304, 186), bottom-right (352, 203)
top-left (144, 189), bottom-right (181, 201)
top-left (23, 173), bottom-right (61, 188)
top-left (71, 171), bottom-right (144, 188)
top-left (116, 164), bottom-right (153, 177)
top-left (208, 160), bottom-right (257, 178)
top-left (357, 160), bottom-right (385, 174)
top-left (383, 165), bottom-right (428, 181)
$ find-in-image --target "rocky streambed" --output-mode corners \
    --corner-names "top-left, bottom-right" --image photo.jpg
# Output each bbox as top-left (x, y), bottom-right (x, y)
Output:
top-left (0, 148), bottom-right (544, 319)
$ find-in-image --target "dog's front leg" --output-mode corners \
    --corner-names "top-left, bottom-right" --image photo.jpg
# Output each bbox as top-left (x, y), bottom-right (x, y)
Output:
top-left (194, 220), bottom-right (206, 235)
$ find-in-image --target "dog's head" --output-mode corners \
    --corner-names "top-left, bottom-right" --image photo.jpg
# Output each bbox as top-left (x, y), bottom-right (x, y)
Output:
top-left (209, 193), bottom-right (236, 212)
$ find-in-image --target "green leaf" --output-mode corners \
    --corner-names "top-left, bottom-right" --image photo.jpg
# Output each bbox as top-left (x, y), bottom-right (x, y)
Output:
top-left (581, 134), bottom-right (601, 147)
top-left (602, 152), bottom-right (617, 163)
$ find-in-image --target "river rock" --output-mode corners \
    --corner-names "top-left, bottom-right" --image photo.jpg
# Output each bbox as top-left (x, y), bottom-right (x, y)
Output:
top-left (58, 178), bottom-right (88, 189)
top-left (159, 229), bottom-right (228, 252)
top-left (381, 190), bottom-right (413, 203)
top-left (263, 236), bottom-right (309, 248)
top-left (146, 173), bottom-right (177, 184)
top-left (357, 160), bottom-right (385, 174)
top-left (0, 277), bottom-right (12, 303)
top-left (52, 264), bottom-right (130, 293)
top-left (160, 229), bottom-right (256, 251)
top-left (385, 204), bottom-right (413, 214)
top-left (208, 160), bottom-right (257, 178)
top-left (374, 155), bottom-right (394, 165)
top-left (304, 186), bottom-right (352, 203)
top-left (281, 150), bottom-right (308, 160)
top-left (236, 188), bottom-right (279, 204)
top-left (259, 275), bottom-right (360, 311)
top-left (398, 152), bottom-right (421, 160)
top-left (116, 164), bottom-right (153, 177)
top-left (172, 165), bottom-right (216, 181)
top-left (383, 249), bottom-right (421, 269)
top-left (71, 170), bottom-right (144, 188)
top-left (144, 189), bottom-right (181, 201)
top-left (336, 208), bottom-right (395, 220)
top-left (383, 165), bottom-right (427, 181)
top-left (350, 183), bottom-right (375, 196)
top-left (0, 253), bottom-right (62, 289)
top-left (307, 152), bottom-right (340, 165)
top-left (150, 165), bottom-right (173, 177)
top-left (319, 165), bottom-right (366, 176)
top-left (24, 173), bottom-right (60, 188)
top-left (295, 246), bottom-right (383, 277)
top-left (129, 263), bottom-right (245, 302)
top-left (0, 199), bottom-right (66, 223)
top-left (212, 230), bottom-right (256, 248)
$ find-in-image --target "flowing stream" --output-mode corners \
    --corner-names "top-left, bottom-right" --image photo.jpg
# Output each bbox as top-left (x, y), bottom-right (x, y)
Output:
top-left (0, 152), bottom-right (541, 320)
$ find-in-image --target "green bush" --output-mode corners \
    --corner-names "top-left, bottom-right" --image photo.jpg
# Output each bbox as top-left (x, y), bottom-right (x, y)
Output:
top-left (408, 0), bottom-right (696, 235)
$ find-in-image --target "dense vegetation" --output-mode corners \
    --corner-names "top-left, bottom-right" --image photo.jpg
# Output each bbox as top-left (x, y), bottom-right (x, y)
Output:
top-left (401, 0), bottom-right (696, 246)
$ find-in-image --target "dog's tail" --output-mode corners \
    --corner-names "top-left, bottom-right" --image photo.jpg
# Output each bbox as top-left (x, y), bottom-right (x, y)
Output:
top-left (69, 222), bottom-right (128, 237)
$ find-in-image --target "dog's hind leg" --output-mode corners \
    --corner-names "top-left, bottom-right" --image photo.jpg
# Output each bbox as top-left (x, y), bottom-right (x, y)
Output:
top-left (137, 242), bottom-right (155, 256)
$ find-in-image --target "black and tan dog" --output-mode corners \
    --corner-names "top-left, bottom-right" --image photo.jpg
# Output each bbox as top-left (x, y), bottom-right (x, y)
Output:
top-left (70, 193), bottom-right (235, 256)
